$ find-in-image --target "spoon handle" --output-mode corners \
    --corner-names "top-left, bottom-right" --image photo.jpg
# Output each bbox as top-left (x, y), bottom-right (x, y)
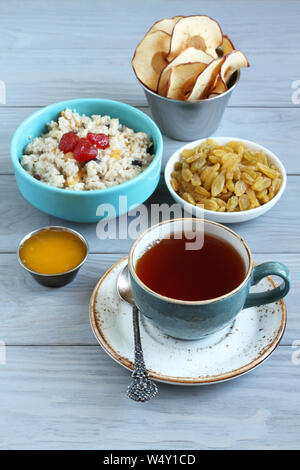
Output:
top-left (132, 305), bottom-right (148, 378)
top-left (127, 304), bottom-right (158, 401)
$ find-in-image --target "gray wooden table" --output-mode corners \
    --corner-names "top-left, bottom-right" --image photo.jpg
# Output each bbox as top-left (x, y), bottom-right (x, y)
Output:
top-left (1, 0), bottom-right (300, 450)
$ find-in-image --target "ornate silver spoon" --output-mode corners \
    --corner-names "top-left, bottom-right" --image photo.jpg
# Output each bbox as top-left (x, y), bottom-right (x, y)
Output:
top-left (117, 264), bottom-right (158, 402)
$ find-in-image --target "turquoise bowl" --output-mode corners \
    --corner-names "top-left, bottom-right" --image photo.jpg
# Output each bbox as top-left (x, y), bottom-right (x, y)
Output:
top-left (11, 99), bottom-right (163, 222)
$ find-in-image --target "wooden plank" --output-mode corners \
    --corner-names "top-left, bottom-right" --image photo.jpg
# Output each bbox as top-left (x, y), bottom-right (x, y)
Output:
top-left (0, 346), bottom-right (299, 449)
top-left (2, 0), bottom-right (300, 52)
top-left (1, 48), bottom-right (299, 107)
top-left (0, 252), bottom-right (297, 346)
top-left (3, 106), bottom-right (300, 175)
top-left (0, 253), bottom-right (111, 346)
top-left (0, 175), bottom-right (51, 251)
top-left (0, 174), bottom-right (299, 254)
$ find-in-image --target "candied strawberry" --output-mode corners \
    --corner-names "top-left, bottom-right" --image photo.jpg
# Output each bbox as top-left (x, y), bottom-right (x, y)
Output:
top-left (73, 138), bottom-right (98, 162)
top-left (87, 133), bottom-right (109, 149)
top-left (58, 132), bottom-right (79, 153)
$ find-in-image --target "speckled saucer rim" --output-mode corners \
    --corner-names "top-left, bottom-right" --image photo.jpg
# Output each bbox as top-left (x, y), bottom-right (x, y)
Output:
top-left (89, 256), bottom-right (286, 386)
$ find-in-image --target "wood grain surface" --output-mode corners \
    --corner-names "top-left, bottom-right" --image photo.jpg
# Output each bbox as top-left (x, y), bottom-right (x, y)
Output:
top-left (0, 0), bottom-right (299, 450)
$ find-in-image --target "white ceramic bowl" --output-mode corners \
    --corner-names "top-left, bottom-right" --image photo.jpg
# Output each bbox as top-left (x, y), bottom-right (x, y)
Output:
top-left (164, 137), bottom-right (287, 223)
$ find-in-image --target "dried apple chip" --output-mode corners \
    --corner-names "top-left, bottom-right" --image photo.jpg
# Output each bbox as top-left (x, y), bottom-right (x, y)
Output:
top-left (148, 16), bottom-right (183, 35)
top-left (166, 62), bottom-right (207, 100)
top-left (132, 30), bottom-right (171, 91)
top-left (210, 74), bottom-right (227, 95)
top-left (210, 34), bottom-right (236, 94)
top-left (220, 35), bottom-right (235, 56)
top-left (167, 15), bottom-right (223, 62)
top-left (187, 57), bottom-right (224, 100)
top-left (210, 50), bottom-right (249, 94)
top-left (222, 50), bottom-right (249, 83)
top-left (225, 51), bottom-right (249, 86)
top-left (157, 47), bottom-right (213, 96)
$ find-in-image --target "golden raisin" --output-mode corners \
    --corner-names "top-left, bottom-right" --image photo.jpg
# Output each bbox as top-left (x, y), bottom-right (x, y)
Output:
top-left (211, 174), bottom-right (225, 197)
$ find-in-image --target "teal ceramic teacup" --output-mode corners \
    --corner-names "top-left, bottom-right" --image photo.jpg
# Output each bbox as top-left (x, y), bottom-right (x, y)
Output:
top-left (128, 218), bottom-right (290, 340)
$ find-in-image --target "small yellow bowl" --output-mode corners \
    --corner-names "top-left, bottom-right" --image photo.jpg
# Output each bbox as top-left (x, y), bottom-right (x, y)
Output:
top-left (17, 226), bottom-right (88, 287)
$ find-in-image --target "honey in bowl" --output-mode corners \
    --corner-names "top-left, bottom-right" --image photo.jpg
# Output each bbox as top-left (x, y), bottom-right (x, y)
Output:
top-left (19, 228), bottom-right (87, 275)
top-left (136, 233), bottom-right (246, 301)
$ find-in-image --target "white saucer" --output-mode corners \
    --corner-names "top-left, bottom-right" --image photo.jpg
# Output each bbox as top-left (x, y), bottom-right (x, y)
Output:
top-left (89, 257), bottom-right (286, 385)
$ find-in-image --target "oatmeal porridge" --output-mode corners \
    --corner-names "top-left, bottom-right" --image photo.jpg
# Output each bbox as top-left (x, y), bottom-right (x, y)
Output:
top-left (21, 108), bottom-right (153, 191)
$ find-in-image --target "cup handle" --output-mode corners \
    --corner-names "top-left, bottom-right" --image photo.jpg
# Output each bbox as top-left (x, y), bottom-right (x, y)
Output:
top-left (244, 262), bottom-right (290, 309)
